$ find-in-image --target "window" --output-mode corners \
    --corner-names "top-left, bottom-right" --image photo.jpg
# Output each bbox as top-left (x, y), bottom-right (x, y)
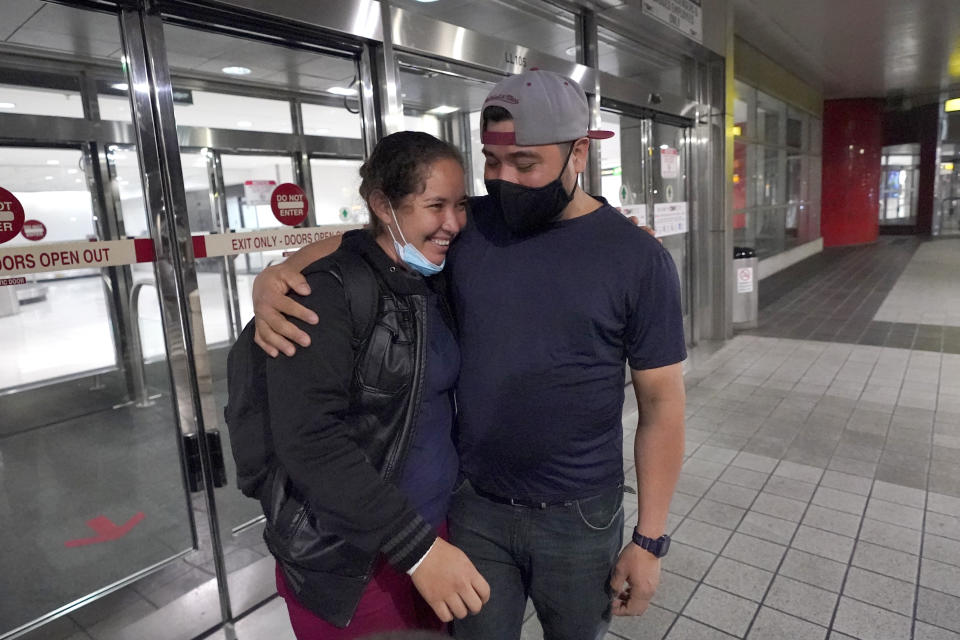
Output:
top-left (732, 84), bottom-right (822, 258)
top-left (0, 76), bottom-right (84, 118)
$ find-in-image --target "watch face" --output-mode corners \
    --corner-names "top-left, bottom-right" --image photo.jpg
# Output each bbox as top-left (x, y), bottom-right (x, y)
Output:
top-left (657, 535), bottom-right (671, 558)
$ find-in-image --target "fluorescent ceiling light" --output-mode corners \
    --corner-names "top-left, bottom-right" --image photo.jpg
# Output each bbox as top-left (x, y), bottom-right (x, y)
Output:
top-left (0, 102), bottom-right (15, 109)
top-left (44, 176), bottom-right (54, 180)
top-left (236, 120), bottom-right (253, 127)
top-left (659, 144), bottom-right (669, 149)
top-left (222, 66), bottom-right (252, 76)
top-left (415, 0), bottom-right (440, 3)
top-left (946, 98), bottom-right (960, 112)
top-left (328, 86), bottom-right (358, 96)
top-left (112, 82), bottom-right (128, 91)
top-left (427, 105), bottom-right (459, 115)
top-left (46, 160), bottom-right (60, 165)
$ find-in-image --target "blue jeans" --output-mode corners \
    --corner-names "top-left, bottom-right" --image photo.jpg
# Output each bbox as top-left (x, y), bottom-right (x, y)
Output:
top-left (449, 480), bottom-right (624, 640)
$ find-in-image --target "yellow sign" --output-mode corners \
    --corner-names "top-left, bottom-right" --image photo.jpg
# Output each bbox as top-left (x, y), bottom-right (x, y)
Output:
top-left (946, 98), bottom-right (960, 112)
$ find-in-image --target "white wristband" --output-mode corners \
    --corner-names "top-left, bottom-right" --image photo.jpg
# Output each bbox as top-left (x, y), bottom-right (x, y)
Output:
top-left (406, 538), bottom-right (439, 576)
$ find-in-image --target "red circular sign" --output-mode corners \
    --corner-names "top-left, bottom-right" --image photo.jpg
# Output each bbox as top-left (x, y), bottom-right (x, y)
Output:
top-left (270, 183), bottom-right (309, 226)
top-left (21, 219), bottom-right (47, 242)
top-left (0, 187), bottom-right (25, 245)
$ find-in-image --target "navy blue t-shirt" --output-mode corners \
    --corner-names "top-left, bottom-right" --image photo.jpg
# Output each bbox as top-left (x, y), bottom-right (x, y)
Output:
top-left (396, 290), bottom-right (460, 527)
top-left (448, 196), bottom-right (686, 502)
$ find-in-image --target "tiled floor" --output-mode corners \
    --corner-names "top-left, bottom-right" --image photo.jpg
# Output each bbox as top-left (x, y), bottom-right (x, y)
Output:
top-left (874, 240), bottom-right (960, 327)
top-left (748, 238), bottom-right (960, 354)
top-left (227, 333), bottom-right (960, 640)
top-left (590, 335), bottom-right (960, 640)
top-left (10, 236), bottom-right (960, 639)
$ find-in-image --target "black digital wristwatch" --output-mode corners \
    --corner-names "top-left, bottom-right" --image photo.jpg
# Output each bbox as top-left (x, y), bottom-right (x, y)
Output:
top-left (632, 530), bottom-right (671, 558)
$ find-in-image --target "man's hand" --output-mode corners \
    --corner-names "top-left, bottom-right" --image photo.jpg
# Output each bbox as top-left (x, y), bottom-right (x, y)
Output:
top-left (410, 538), bottom-right (491, 622)
top-left (610, 542), bottom-right (661, 616)
top-left (625, 215), bottom-right (661, 244)
top-left (252, 262), bottom-right (317, 357)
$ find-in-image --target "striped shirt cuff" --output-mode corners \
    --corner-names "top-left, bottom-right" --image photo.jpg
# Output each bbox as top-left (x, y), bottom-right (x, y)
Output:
top-left (382, 513), bottom-right (437, 574)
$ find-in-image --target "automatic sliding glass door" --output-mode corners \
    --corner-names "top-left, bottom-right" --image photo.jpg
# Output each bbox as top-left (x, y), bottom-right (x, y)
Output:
top-left (599, 109), bottom-right (694, 343)
top-left (0, 5), bottom-right (203, 638)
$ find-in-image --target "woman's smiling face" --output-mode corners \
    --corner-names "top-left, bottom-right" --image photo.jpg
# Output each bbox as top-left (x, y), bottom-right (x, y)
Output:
top-left (382, 157), bottom-right (467, 266)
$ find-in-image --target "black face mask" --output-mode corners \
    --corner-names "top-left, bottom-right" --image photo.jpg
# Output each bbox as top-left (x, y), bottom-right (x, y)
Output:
top-left (484, 144), bottom-right (576, 237)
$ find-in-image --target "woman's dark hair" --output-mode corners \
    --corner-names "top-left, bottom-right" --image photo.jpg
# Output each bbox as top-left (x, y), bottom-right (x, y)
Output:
top-left (359, 131), bottom-right (464, 234)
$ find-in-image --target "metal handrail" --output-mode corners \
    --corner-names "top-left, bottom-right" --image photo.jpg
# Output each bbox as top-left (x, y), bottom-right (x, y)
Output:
top-left (130, 279), bottom-right (157, 408)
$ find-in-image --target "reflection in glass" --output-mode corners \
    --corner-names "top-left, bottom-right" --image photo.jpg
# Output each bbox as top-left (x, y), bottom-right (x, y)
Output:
top-left (597, 26), bottom-right (688, 98)
top-left (937, 148), bottom-right (960, 235)
top-left (0, 82), bottom-right (85, 119)
top-left (302, 102), bottom-right (362, 138)
top-left (760, 147), bottom-right (784, 206)
top-left (399, 66), bottom-right (493, 196)
top-left (756, 91), bottom-right (784, 146)
top-left (651, 122), bottom-right (689, 320)
top-left (733, 80), bottom-right (754, 138)
top-left (878, 145), bottom-right (919, 226)
top-left (310, 158), bottom-right (365, 225)
top-left (756, 207), bottom-right (787, 257)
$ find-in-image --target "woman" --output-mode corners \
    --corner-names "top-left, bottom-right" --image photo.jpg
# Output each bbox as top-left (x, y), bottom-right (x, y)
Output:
top-left (262, 131), bottom-right (489, 638)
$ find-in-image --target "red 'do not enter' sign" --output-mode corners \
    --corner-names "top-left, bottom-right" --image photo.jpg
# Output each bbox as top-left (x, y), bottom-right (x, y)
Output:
top-left (21, 220), bottom-right (47, 241)
top-left (270, 183), bottom-right (309, 227)
top-left (0, 187), bottom-right (25, 245)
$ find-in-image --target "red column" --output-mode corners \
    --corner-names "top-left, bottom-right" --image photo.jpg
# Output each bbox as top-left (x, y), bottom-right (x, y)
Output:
top-left (821, 99), bottom-right (883, 247)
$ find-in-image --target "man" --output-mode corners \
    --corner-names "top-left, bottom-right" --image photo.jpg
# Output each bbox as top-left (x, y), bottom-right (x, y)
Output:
top-left (252, 69), bottom-right (686, 640)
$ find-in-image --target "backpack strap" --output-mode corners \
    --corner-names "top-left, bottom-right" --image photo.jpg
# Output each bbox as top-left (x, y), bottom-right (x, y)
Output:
top-left (332, 250), bottom-right (379, 348)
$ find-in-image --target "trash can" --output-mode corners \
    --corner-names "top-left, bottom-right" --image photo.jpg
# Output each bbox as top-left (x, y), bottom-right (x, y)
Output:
top-left (732, 246), bottom-right (758, 329)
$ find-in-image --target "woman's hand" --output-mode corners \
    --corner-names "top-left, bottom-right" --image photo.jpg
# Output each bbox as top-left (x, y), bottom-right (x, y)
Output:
top-left (411, 538), bottom-right (490, 621)
top-left (252, 262), bottom-right (318, 357)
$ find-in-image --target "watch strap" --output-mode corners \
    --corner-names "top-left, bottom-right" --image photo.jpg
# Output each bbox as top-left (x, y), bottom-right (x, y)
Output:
top-left (632, 530), bottom-right (670, 558)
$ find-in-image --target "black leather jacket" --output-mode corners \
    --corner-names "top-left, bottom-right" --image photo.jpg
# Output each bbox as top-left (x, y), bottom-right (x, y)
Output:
top-left (262, 230), bottom-right (445, 627)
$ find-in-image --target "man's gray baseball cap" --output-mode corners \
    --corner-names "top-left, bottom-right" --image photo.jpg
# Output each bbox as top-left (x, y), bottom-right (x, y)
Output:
top-left (479, 69), bottom-right (614, 146)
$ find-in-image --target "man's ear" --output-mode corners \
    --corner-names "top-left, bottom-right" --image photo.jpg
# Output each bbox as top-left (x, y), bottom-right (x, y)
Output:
top-left (572, 137), bottom-right (591, 173)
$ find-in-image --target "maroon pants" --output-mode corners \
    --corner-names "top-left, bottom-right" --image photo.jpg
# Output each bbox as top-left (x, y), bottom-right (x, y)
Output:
top-left (276, 527), bottom-right (449, 639)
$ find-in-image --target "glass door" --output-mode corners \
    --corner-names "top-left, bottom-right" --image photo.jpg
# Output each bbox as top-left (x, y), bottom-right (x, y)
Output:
top-left (0, 3), bottom-right (206, 638)
top-left (936, 146), bottom-right (960, 236)
top-left (650, 120), bottom-right (693, 339)
top-left (398, 57), bottom-right (502, 196)
top-left (146, 13), bottom-right (370, 621)
top-left (599, 111), bottom-right (648, 219)
top-left (599, 108), bottom-right (694, 344)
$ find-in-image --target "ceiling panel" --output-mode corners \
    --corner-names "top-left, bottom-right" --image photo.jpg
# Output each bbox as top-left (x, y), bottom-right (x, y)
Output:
top-left (399, 68), bottom-right (494, 113)
top-left (392, 0), bottom-right (577, 61)
top-left (161, 24), bottom-right (242, 64)
top-left (6, 3), bottom-right (122, 59)
top-left (733, 0), bottom-right (960, 99)
top-left (161, 23), bottom-right (357, 95)
top-left (0, 0), bottom-right (43, 41)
